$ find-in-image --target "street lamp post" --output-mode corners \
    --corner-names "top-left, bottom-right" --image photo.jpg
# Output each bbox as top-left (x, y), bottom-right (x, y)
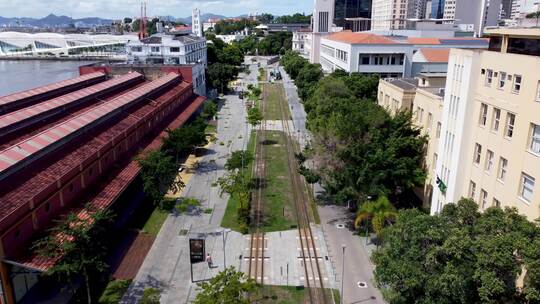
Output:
top-left (218, 228), bottom-right (232, 269)
top-left (341, 245), bottom-right (346, 304)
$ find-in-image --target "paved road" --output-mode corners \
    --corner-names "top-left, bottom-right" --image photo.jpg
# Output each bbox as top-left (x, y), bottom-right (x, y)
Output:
top-left (278, 67), bottom-right (387, 304)
top-left (122, 61), bottom-right (263, 304)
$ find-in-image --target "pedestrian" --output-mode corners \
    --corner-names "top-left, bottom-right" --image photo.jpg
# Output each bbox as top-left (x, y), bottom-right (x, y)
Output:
top-left (206, 253), bottom-right (213, 268)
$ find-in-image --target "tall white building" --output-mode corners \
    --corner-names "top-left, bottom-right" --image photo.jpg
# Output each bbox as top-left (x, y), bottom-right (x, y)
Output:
top-left (309, 0), bottom-right (336, 63)
top-left (443, 0), bottom-right (502, 36)
top-left (192, 8), bottom-right (203, 37)
top-left (371, 0), bottom-right (426, 30)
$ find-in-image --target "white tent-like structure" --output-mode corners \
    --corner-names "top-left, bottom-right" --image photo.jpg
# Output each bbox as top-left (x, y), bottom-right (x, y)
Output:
top-left (0, 32), bottom-right (138, 56)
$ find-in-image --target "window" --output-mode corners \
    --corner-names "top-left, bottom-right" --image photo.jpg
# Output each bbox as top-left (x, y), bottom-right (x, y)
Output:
top-left (530, 123), bottom-right (540, 154)
top-left (427, 113), bottom-right (433, 131)
top-left (498, 72), bottom-right (506, 88)
top-left (151, 46), bottom-right (160, 52)
top-left (469, 181), bottom-right (476, 199)
top-left (537, 81), bottom-right (540, 102)
top-left (498, 157), bottom-right (508, 181)
top-left (479, 103), bottom-right (488, 126)
top-left (473, 143), bottom-right (482, 164)
top-left (486, 69), bottom-right (493, 86)
top-left (436, 122), bottom-right (441, 139)
top-left (360, 56), bottom-right (370, 65)
top-left (432, 153), bottom-right (438, 170)
top-left (493, 198), bottom-right (501, 208)
top-left (520, 173), bottom-right (535, 202)
top-left (513, 75), bottom-right (522, 93)
top-left (485, 150), bottom-right (494, 172)
top-left (492, 108), bottom-right (501, 132)
top-left (384, 94), bottom-right (390, 107)
top-left (505, 113), bottom-right (516, 138)
top-left (170, 47), bottom-right (180, 52)
top-left (480, 189), bottom-right (488, 209)
top-left (130, 46), bottom-right (142, 52)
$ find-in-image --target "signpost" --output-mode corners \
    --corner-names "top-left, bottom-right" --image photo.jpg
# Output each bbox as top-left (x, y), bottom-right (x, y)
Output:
top-left (189, 238), bottom-right (205, 282)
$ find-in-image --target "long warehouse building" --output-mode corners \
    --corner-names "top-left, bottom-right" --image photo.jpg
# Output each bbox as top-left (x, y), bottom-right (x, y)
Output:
top-left (0, 67), bottom-right (206, 304)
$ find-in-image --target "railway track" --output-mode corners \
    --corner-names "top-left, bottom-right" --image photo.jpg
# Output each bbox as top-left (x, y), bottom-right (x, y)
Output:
top-left (247, 81), bottom-right (267, 285)
top-left (276, 82), bottom-right (327, 304)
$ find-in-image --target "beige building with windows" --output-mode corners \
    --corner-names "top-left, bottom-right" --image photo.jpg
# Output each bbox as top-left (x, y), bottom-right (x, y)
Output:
top-left (432, 27), bottom-right (540, 221)
top-left (377, 73), bottom-right (445, 206)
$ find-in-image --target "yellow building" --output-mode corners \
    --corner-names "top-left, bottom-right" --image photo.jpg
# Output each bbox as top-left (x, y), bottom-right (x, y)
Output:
top-left (377, 74), bottom-right (445, 207)
top-left (432, 28), bottom-right (540, 221)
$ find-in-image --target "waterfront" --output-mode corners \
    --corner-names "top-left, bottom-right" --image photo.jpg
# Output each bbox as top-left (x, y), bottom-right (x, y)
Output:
top-left (0, 60), bottom-right (94, 96)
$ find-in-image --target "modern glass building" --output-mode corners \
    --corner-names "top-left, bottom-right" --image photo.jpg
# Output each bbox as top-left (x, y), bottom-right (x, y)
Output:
top-left (334, 0), bottom-right (372, 30)
top-left (431, 0), bottom-right (446, 19)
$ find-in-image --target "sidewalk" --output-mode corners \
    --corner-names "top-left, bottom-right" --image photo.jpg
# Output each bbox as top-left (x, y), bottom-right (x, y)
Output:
top-left (121, 65), bottom-right (258, 304)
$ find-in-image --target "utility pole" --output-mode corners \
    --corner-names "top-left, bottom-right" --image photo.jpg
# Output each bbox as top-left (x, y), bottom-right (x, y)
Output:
top-left (341, 245), bottom-right (346, 304)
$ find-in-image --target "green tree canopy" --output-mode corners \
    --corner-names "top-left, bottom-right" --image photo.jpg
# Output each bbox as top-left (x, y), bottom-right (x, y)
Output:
top-left (194, 267), bottom-right (256, 304)
top-left (354, 196), bottom-right (396, 237)
top-left (207, 63), bottom-right (238, 93)
top-left (226, 150), bottom-right (254, 171)
top-left (299, 72), bottom-right (425, 204)
top-left (34, 205), bottom-right (114, 304)
top-left (138, 149), bottom-right (184, 205)
top-left (373, 199), bottom-right (540, 304)
top-left (162, 120), bottom-right (207, 162)
top-left (247, 107), bottom-right (263, 127)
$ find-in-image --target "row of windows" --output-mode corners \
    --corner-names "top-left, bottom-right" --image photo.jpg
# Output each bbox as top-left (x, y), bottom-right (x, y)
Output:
top-left (359, 54), bottom-right (404, 66)
top-left (469, 171), bottom-right (535, 209)
top-left (336, 49), bottom-right (348, 63)
top-left (321, 44), bottom-right (335, 57)
top-left (478, 103), bottom-right (517, 139)
top-left (483, 69), bottom-right (522, 94)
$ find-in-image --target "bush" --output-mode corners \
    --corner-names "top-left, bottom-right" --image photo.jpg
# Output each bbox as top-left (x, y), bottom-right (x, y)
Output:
top-left (159, 197), bottom-right (176, 211)
top-left (98, 279), bottom-right (132, 304)
top-left (141, 288), bottom-right (160, 304)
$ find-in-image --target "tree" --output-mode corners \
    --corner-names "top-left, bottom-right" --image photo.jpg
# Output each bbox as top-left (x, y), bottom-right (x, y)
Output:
top-left (354, 196), bottom-right (396, 238)
top-left (247, 107), bottom-right (263, 127)
top-left (194, 267), bottom-right (256, 304)
top-left (372, 199), bottom-right (540, 304)
top-left (300, 73), bottom-right (426, 205)
top-left (34, 205), bottom-right (114, 304)
top-left (257, 13), bottom-right (274, 23)
top-left (201, 100), bottom-right (218, 120)
top-left (219, 44), bottom-right (244, 66)
top-left (138, 150), bottom-right (184, 205)
top-left (225, 150), bottom-right (253, 171)
top-left (207, 63), bottom-right (238, 93)
top-left (275, 13), bottom-right (312, 24)
top-left (295, 63), bottom-right (323, 100)
top-left (162, 121), bottom-right (207, 162)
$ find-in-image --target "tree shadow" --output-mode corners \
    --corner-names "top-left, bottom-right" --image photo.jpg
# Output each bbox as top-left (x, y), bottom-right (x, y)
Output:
top-left (261, 139), bottom-right (278, 145)
top-left (250, 177), bottom-right (267, 190)
top-left (121, 274), bottom-right (167, 303)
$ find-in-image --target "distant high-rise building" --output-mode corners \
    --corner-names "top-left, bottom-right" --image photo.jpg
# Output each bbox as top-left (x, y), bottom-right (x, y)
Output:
top-left (313, 0), bottom-right (335, 33)
top-left (371, 0), bottom-right (423, 30)
top-left (431, 0), bottom-right (446, 19)
top-left (443, 0), bottom-right (502, 36)
top-left (192, 8), bottom-right (203, 37)
top-left (500, 0), bottom-right (514, 19)
top-left (334, 0), bottom-right (372, 30)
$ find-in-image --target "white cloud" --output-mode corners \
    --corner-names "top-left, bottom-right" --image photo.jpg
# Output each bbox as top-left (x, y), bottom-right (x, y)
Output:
top-left (0, 0), bottom-right (312, 19)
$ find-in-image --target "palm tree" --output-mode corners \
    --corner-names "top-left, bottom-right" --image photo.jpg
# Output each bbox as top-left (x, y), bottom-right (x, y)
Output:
top-left (354, 196), bottom-right (397, 238)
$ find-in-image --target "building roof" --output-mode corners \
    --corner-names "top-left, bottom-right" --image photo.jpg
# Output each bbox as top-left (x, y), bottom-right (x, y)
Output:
top-left (418, 48), bottom-right (451, 62)
top-left (407, 37), bottom-right (489, 45)
top-left (326, 31), bottom-right (397, 44)
top-left (407, 37), bottom-right (442, 45)
top-left (0, 72), bottom-right (106, 114)
top-left (383, 78), bottom-right (419, 91)
top-left (6, 89), bottom-right (206, 272)
top-left (0, 74), bottom-right (179, 182)
top-left (0, 72), bottom-right (143, 139)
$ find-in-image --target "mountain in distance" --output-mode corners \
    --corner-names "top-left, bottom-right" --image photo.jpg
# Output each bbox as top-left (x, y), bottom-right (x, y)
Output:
top-left (177, 13), bottom-right (228, 25)
top-left (0, 14), bottom-right (114, 28)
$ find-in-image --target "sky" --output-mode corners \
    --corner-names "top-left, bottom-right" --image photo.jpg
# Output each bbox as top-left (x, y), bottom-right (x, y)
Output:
top-left (0, 0), bottom-right (313, 19)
